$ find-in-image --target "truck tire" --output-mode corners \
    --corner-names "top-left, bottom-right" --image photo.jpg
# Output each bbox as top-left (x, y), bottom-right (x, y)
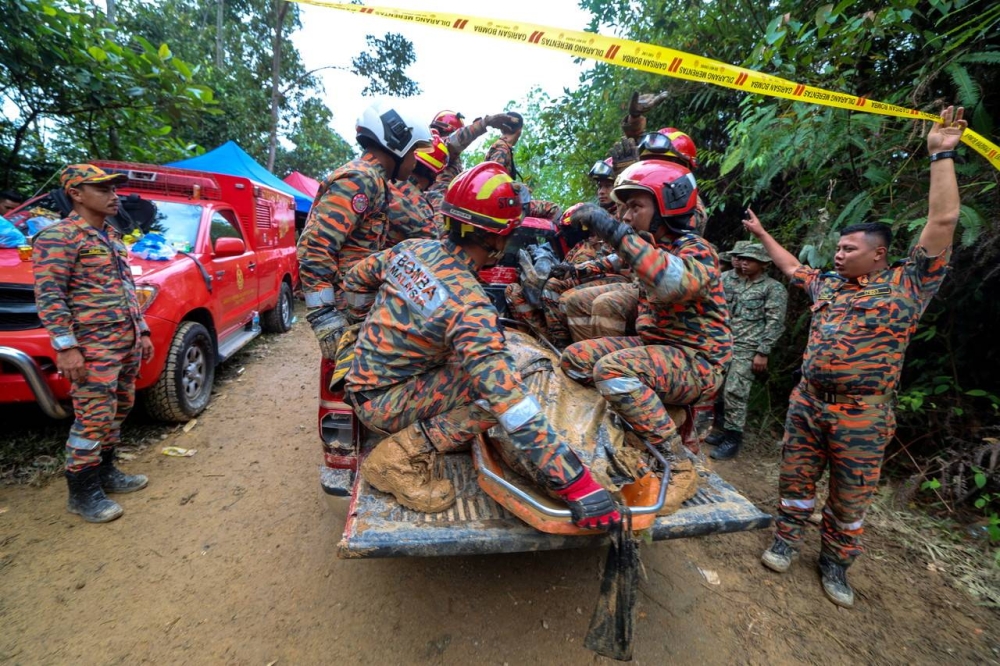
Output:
top-left (145, 321), bottom-right (216, 422)
top-left (261, 281), bottom-right (294, 334)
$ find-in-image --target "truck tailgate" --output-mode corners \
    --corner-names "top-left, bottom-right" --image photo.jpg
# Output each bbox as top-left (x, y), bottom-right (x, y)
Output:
top-left (337, 452), bottom-right (770, 559)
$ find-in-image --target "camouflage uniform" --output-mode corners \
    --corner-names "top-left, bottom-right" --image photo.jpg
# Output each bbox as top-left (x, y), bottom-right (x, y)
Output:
top-left (343, 237), bottom-right (586, 490)
top-left (297, 154), bottom-right (390, 309)
top-left (33, 213), bottom-right (149, 472)
top-left (561, 231), bottom-right (732, 454)
top-left (386, 179), bottom-right (437, 247)
top-left (564, 281), bottom-right (638, 341)
top-left (542, 245), bottom-right (627, 346)
top-left (720, 268), bottom-right (788, 431)
top-left (485, 137), bottom-right (517, 178)
top-left (776, 245), bottom-right (950, 565)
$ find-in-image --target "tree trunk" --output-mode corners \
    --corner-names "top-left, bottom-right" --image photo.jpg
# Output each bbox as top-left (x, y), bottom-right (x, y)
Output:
top-left (215, 0), bottom-right (224, 68)
top-left (266, 1), bottom-right (288, 172)
top-left (106, 0), bottom-right (116, 24)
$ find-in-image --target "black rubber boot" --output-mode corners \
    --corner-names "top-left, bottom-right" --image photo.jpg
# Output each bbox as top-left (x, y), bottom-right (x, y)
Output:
top-left (706, 401), bottom-right (726, 446)
top-left (705, 430), bottom-right (726, 447)
top-left (710, 430), bottom-right (743, 460)
top-left (66, 466), bottom-right (123, 523)
top-left (100, 449), bottom-right (148, 494)
top-left (819, 554), bottom-right (855, 608)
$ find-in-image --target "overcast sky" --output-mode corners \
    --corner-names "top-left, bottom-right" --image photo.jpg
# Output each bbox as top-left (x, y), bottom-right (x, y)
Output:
top-left (292, 0), bottom-right (596, 147)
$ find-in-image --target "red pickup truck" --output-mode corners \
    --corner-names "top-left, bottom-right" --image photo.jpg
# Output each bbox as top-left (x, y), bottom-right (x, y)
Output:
top-left (0, 161), bottom-right (299, 422)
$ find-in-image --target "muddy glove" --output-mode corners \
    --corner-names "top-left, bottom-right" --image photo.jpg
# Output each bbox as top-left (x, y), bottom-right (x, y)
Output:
top-left (556, 469), bottom-right (621, 531)
top-left (484, 113), bottom-right (515, 130)
top-left (628, 90), bottom-right (670, 116)
top-left (609, 137), bottom-right (639, 176)
top-left (573, 203), bottom-right (634, 250)
top-left (548, 262), bottom-right (579, 281)
top-left (306, 305), bottom-right (348, 360)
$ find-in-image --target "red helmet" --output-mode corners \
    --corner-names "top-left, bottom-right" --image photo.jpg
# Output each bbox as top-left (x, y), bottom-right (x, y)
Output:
top-left (612, 161), bottom-right (699, 228)
top-left (441, 162), bottom-right (523, 236)
top-left (560, 202), bottom-right (588, 228)
top-left (587, 158), bottom-right (615, 181)
top-left (431, 110), bottom-right (465, 137)
top-left (637, 127), bottom-right (698, 170)
top-left (415, 131), bottom-right (449, 174)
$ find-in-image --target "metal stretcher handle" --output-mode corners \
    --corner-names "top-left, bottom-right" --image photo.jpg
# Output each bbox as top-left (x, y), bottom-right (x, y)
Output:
top-left (474, 441), bottom-right (670, 518)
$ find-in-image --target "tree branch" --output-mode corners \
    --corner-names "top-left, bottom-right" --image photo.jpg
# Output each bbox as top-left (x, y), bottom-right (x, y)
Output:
top-left (280, 64), bottom-right (349, 95)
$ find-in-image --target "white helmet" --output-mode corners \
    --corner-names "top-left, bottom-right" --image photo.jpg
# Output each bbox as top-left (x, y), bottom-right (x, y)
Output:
top-left (356, 102), bottom-right (432, 160)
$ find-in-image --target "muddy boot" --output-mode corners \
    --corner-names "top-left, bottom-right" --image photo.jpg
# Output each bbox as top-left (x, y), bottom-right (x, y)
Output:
top-left (710, 430), bottom-right (743, 461)
top-left (705, 429), bottom-right (726, 447)
top-left (761, 536), bottom-right (799, 573)
top-left (658, 459), bottom-right (699, 516)
top-left (360, 423), bottom-right (456, 513)
top-left (100, 449), bottom-right (148, 494)
top-left (818, 554), bottom-right (855, 608)
top-left (66, 467), bottom-right (124, 523)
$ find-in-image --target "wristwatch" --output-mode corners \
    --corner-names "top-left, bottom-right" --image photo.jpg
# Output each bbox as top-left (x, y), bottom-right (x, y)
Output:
top-left (929, 150), bottom-right (960, 163)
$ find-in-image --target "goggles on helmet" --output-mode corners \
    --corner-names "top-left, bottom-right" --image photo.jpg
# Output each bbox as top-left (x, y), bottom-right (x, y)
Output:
top-left (637, 131), bottom-right (677, 157)
top-left (588, 159), bottom-right (615, 181)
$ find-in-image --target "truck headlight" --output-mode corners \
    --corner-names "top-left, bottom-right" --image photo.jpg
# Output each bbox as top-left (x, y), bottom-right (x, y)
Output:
top-left (135, 285), bottom-right (158, 312)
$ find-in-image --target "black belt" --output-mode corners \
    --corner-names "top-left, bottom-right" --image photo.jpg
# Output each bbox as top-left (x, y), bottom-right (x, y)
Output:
top-left (801, 382), bottom-right (894, 406)
top-left (348, 386), bottom-right (389, 407)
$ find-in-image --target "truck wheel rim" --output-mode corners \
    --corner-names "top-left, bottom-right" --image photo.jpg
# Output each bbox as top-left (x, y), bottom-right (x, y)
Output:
top-left (280, 290), bottom-right (291, 327)
top-left (182, 344), bottom-right (206, 399)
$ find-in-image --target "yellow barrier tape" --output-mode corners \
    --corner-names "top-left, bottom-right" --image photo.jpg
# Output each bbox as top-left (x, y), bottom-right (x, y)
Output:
top-left (291, 0), bottom-right (1000, 172)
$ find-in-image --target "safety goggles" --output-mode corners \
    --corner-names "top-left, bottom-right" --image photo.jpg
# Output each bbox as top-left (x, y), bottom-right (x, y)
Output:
top-left (636, 131), bottom-right (678, 157)
top-left (588, 160), bottom-right (615, 180)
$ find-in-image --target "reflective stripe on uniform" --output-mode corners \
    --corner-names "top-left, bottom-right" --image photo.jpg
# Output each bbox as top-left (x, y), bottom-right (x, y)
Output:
top-left (345, 291), bottom-right (376, 308)
top-left (780, 497), bottom-right (816, 510)
top-left (492, 395), bottom-right (542, 433)
top-left (824, 507), bottom-right (864, 531)
top-left (53, 334), bottom-right (79, 351)
top-left (596, 376), bottom-right (644, 395)
top-left (304, 288), bottom-right (334, 308)
top-left (67, 435), bottom-right (101, 451)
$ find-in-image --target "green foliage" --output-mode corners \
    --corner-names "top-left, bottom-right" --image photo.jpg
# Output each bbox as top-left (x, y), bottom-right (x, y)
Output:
top-left (351, 33), bottom-right (420, 98)
top-left (273, 97), bottom-right (355, 179)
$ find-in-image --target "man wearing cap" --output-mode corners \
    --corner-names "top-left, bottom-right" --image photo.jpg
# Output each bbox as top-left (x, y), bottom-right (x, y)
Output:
top-left (33, 164), bottom-right (154, 523)
top-left (707, 241), bottom-right (788, 461)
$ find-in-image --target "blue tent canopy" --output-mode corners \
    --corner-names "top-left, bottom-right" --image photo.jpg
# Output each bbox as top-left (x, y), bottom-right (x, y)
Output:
top-left (168, 141), bottom-right (313, 213)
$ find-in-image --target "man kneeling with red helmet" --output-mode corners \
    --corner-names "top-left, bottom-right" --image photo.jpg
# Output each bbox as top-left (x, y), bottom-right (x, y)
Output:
top-left (342, 162), bottom-right (619, 530)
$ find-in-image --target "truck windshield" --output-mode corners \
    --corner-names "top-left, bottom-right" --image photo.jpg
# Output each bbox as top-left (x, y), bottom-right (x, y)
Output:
top-left (146, 201), bottom-right (204, 252)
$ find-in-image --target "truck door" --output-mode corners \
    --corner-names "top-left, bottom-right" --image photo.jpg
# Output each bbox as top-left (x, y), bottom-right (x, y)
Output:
top-left (208, 209), bottom-right (260, 336)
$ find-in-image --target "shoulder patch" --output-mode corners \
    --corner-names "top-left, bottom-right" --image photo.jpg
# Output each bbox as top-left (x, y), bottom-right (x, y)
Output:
top-left (351, 193), bottom-right (369, 214)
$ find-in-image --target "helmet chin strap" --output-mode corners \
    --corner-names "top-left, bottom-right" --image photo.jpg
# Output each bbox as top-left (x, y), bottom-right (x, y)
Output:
top-left (390, 155), bottom-right (402, 181)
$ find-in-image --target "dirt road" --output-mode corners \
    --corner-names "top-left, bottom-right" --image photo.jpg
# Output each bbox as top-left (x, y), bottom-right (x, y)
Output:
top-left (2, 314), bottom-right (998, 665)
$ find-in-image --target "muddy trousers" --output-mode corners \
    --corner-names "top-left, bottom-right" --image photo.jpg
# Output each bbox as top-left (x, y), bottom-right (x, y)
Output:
top-left (560, 337), bottom-right (720, 455)
top-left (349, 365), bottom-right (584, 489)
top-left (722, 350), bottom-right (757, 431)
top-left (557, 280), bottom-right (635, 344)
top-left (65, 323), bottom-right (140, 472)
top-left (775, 382), bottom-right (896, 565)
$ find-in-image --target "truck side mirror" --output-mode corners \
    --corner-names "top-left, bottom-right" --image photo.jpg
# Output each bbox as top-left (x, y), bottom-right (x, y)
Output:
top-left (214, 237), bottom-right (246, 257)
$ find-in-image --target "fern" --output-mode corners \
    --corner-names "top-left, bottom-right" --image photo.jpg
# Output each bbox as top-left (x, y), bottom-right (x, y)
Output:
top-left (834, 191), bottom-right (873, 229)
top-left (958, 51), bottom-right (1000, 65)
top-left (944, 62), bottom-right (981, 108)
top-left (958, 204), bottom-right (986, 247)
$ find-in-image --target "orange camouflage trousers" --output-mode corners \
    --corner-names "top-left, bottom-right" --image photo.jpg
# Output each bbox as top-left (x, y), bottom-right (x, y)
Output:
top-left (349, 364), bottom-right (584, 489)
top-left (544, 276), bottom-right (630, 346)
top-left (564, 282), bottom-right (639, 342)
top-left (66, 323), bottom-right (139, 471)
top-left (775, 382), bottom-right (896, 565)
top-left (561, 337), bottom-right (720, 456)
top-left (505, 283), bottom-right (545, 331)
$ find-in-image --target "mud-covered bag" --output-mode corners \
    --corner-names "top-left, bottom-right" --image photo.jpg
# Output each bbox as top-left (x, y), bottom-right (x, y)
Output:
top-left (585, 511), bottom-right (640, 661)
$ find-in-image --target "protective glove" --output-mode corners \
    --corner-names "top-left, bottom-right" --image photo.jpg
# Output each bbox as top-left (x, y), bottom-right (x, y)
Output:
top-left (609, 137), bottom-right (639, 176)
top-left (572, 203), bottom-right (634, 250)
top-left (628, 90), bottom-right (670, 116)
top-left (548, 262), bottom-right (579, 281)
top-left (483, 113), bottom-right (515, 131)
top-left (555, 468), bottom-right (621, 531)
top-left (306, 305), bottom-right (348, 360)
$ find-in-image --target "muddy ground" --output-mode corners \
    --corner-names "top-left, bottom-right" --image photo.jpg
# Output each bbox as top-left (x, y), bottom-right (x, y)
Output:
top-left (2, 311), bottom-right (999, 665)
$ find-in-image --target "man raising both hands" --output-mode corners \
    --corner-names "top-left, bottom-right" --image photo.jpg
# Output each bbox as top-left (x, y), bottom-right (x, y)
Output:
top-left (744, 107), bottom-right (966, 608)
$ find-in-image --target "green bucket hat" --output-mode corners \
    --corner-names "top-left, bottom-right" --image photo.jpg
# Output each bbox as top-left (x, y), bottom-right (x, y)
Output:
top-left (733, 242), bottom-right (772, 264)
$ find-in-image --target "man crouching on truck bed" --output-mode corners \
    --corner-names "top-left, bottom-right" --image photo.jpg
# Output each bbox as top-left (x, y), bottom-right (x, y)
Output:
top-left (341, 162), bottom-right (620, 530)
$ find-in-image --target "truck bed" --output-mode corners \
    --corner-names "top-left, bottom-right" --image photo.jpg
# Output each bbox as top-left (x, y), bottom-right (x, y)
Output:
top-left (335, 452), bottom-right (770, 559)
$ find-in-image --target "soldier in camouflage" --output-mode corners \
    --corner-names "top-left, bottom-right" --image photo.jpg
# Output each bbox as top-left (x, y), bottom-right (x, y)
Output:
top-left (297, 102), bottom-right (431, 359)
top-left (708, 242), bottom-right (788, 460)
top-left (750, 106), bottom-right (966, 608)
top-left (343, 162), bottom-right (620, 530)
top-left (385, 131), bottom-right (450, 246)
top-left (33, 164), bottom-right (155, 523)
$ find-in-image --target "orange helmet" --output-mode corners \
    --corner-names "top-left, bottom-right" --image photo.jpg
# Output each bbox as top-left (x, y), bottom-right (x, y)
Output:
top-left (441, 162), bottom-right (523, 236)
top-left (415, 131), bottom-right (449, 175)
top-left (431, 110), bottom-right (465, 137)
top-left (637, 127), bottom-right (699, 170)
top-left (612, 161), bottom-right (698, 230)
